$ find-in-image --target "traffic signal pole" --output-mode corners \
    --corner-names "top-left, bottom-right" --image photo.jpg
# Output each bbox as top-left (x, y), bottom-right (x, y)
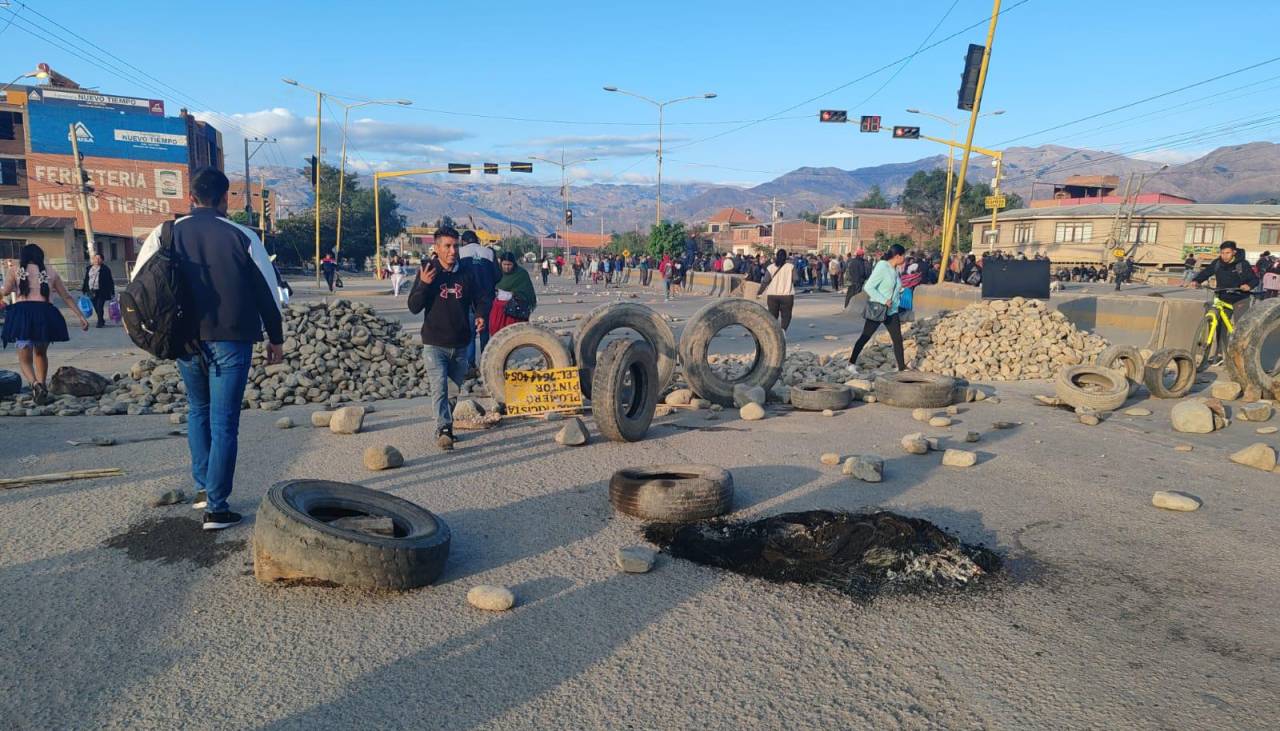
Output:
top-left (939, 0), bottom-right (1002, 275)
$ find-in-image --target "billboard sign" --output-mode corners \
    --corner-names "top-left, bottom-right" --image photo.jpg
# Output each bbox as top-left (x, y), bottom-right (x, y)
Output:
top-left (27, 104), bottom-right (189, 163)
top-left (26, 153), bottom-right (189, 239)
top-left (26, 87), bottom-right (163, 115)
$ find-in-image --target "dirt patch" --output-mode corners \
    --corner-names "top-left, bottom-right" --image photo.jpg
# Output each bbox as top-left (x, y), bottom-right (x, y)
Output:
top-left (644, 510), bottom-right (1002, 600)
top-left (102, 517), bottom-right (246, 567)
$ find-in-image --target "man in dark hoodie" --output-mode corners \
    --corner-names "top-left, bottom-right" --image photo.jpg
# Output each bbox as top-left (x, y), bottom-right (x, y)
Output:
top-left (408, 226), bottom-right (492, 451)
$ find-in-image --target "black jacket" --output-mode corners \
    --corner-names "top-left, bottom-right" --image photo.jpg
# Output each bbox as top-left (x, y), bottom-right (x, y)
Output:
top-left (407, 261), bottom-right (493, 348)
top-left (82, 264), bottom-right (115, 299)
top-left (1193, 254), bottom-right (1259, 303)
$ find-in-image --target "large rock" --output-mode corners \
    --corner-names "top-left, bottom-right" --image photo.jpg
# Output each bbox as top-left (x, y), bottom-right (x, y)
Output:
top-left (733, 384), bottom-right (767, 408)
top-left (740, 402), bottom-right (766, 421)
top-left (820, 452), bottom-right (842, 466)
top-left (555, 417), bottom-right (590, 446)
top-left (467, 585), bottom-right (516, 611)
top-left (1230, 443), bottom-right (1277, 472)
top-left (942, 449), bottom-right (978, 467)
top-left (363, 445), bottom-right (404, 471)
top-left (616, 546), bottom-right (657, 573)
top-left (1239, 402), bottom-right (1273, 422)
top-left (1171, 400), bottom-right (1215, 434)
top-left (664, 388), bottom-right (693, 406)
top-left (453, 399), bottom-right (485, 422)
top-left (1152, 491), bottom-right (1202, 512)
top-left (49, 366), bottom-right (110, 397)
top-left (843, 454), bottom-right (884, 482)
top-left (328, 406), bottom-right (367, 434)
top-left (1210, 380), bottom-right (1243, 401)
top-left (311, 410), bottom-right (334, 427)
top-left (901, 433), bottom-right (929, 455)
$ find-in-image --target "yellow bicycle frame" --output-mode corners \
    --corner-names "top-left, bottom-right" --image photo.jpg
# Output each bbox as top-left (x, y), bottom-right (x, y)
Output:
top-left (1201, 297), bottom-right (1235, 347)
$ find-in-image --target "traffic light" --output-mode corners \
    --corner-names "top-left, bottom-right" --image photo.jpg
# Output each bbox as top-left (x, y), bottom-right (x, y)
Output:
top-left (262, 189), bottom-right (272, 221)
top-left (859, 115), bottom-right (881, 133)
top-left (448, 163), bottom-right (471, 174)
top-left (510, 161), bottom-right (533, 173)
top-left (483, 163), bottom-right (499, 174)
top-left (565, 209), bottom-right (573, 226)
top-left (958, 43), bottom-right (985, 111)
top-left (819, 110), bottom-right (848, 123)
top-left (892, 126), bottom-right (920, 140)
top-left (308, 155), bottom-right (318, 185)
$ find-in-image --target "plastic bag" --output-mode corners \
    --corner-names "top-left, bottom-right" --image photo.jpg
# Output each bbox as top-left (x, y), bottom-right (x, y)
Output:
top-left (77, 295), bottom-right (93, 318)
top-left (107, 298), bottom-right (122, 324)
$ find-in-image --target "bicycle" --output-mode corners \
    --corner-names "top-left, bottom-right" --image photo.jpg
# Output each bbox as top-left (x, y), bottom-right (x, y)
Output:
top-left (1189, 287), bottom-right (1258, 371)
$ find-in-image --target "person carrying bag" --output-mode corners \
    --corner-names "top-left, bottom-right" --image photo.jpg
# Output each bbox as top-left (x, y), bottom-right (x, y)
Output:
top-left (846, 244), bottom-right (907, 375)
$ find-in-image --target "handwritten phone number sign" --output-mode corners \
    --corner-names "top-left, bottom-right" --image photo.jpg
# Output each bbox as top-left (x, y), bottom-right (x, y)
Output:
top-left (504, 368), bottom-right (584, 416)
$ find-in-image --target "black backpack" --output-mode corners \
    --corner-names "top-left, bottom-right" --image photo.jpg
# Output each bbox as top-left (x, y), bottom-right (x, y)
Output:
top-left (119, 220), bottom-right (197, 360)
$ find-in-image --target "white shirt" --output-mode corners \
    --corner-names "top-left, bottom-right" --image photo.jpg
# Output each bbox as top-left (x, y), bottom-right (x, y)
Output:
top-left (762, 262), bottom-right (795, 296)
top-left (135, 214), bottom-right (282, 310)
top-left (460, 242), bottom-right (494, 262)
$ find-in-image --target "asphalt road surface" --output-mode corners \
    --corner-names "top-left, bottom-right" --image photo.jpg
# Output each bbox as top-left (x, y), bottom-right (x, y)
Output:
top-left (1, 272), bottom-right (1277, 730)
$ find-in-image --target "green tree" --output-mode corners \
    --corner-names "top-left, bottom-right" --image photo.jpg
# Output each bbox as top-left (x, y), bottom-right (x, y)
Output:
top-left (498, 233), bottom-right (540, 259)
top-left (872, 230), bottom-right (915, 252)
top-left (269, 162), bottom-right (405, 269)
top-left (647, 220), bottom-right (687, 258)
top-left (607, 230), bottom-right (646, 255)
top-left (853, 185), bottom-right (891, 209)
top-left (797, 211), bottom-right (820, 224)
top-left (899, 168), bottom-right (1022, 251)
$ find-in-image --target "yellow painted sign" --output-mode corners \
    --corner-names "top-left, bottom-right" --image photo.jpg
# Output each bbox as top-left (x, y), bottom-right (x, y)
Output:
top-left (1112, 247), bottom-right (1127, 259)
top-left (984, 194), bottom-right (1006, 210)
top-left (504, 367), bottom-right (584, 416)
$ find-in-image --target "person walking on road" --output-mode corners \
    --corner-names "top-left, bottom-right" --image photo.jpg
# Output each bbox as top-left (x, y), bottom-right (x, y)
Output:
top-left (1, 244), bottom-right (90, 405)
top-left (408, 226), bottom-right (492, 452)
top-left (760, 248), bottom-right (796, 331)
top-left (489, 251), bottom-right (537, 336)
top-left (321, 253), bottom-right (338, 293)
top-left (390, 255), bottom-right (406, 297)
top-left (81, 253), bottom-right (116, 328)
top-left (843, 248), bottom-right (868, 306)
top-left (134, 167), bottom-right (284, 530)
top-left (539, 255), bottom-right (551, 287)
top-left (847, 244), bottom-right (908, 375)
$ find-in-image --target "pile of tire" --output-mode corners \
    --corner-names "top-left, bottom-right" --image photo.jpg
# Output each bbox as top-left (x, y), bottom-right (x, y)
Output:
top-left (253, 480), bottom-right (450, 591)
top-left (1225, 297), bottom-right (1280, 397)
top-left (1089, 344), bottom-right (1195, 401)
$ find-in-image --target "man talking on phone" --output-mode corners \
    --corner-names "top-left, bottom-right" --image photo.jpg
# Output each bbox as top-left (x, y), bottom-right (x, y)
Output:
top-left (408, 226), bottom-right (492, 451)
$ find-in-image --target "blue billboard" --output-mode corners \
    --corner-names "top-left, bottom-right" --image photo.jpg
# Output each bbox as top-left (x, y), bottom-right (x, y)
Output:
top-left (27, 103), bottom-right (188, 164)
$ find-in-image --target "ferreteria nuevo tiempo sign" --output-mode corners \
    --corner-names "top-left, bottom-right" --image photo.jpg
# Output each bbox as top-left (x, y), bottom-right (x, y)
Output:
top-left (504, 368), bottom-right (584, 416)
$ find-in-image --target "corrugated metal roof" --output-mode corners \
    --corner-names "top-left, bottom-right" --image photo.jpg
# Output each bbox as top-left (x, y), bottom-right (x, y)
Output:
top-left (998, 203), bottom-right (1280, 220)
top-left (0, 214), bottom-right (76, 230)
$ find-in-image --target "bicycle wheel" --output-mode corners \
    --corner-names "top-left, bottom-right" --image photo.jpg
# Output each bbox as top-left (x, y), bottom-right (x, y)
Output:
top-left (1190, 315), bottom-right (1216, 372)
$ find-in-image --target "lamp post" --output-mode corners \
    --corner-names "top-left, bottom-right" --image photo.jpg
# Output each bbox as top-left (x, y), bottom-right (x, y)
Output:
top-left (906, 108), bottom-right (1004, 248)
top-left (282, 77), bottom-right (328, 286)
top-left (530, 150), bottom-right (598, 244)
top-left (603, 86), bottom-right (716, 226)
top-left (331, 97), bottom-right (412, 270)
top-left (2, 66), bottom-right (50, 92)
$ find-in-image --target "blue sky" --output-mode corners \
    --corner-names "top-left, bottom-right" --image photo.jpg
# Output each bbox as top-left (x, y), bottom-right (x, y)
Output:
top-left (4, 0), bottom-right (1280, 188)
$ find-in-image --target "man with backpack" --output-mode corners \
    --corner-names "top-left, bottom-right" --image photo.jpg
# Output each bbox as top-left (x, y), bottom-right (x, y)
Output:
top-left (132, 167), bottom-right (283, 531)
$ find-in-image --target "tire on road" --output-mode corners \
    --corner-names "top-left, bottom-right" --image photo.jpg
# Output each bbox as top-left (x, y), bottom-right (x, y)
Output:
top-left (1142, 347), bottom-right (1195, 399)
top-left (0, 369), bottom-right (20, 397)
top-left (789, 382), bottom-right (853, 411)
top-left (874, 371), bottom-right (957, 409)
top-left (1096, 344), bottom-right (1143, 395)
top-left (253, 479), bottom-right (451, 590)
top-left (574, 302), bottom-right (677, 399)
top-left (1055, 365), bottom-right (1128, 412)
top-left (481, 322), bottom-right (575, 407)
top-left (609, 464), bottom-right (734, 522)
top-left (1225, 297), bottom-right (1280, 396)
top-left (678, 299), bottom-right (786, 407)
top-left (592, 339), bottom-right (659, 442)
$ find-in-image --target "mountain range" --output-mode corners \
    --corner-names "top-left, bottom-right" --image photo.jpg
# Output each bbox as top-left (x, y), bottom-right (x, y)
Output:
top-left (245, 142), bottom-right (1280, 236)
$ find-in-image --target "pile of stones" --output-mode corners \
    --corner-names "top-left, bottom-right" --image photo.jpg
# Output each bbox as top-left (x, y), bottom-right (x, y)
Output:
top-left (0, 300), bottom-right (435, 417)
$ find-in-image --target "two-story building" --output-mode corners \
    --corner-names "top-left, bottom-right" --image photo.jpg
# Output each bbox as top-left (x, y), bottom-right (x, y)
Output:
top-left (816, 205), bottom-right (919, 255)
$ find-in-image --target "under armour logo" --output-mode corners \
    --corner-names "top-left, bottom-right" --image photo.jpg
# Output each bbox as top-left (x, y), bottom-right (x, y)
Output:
top-left (439, 284), bottom-right (463, 299)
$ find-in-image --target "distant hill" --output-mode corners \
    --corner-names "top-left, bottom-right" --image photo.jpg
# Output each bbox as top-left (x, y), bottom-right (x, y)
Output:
top-left (240, 142), bottom-right (1280, 236)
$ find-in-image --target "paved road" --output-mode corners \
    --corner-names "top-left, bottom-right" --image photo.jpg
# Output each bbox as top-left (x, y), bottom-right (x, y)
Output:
top-left (1, 272), bottom-right (1278, 729)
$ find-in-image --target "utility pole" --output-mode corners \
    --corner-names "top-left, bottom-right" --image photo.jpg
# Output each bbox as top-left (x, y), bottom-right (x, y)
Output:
top-left (67, 122), bottom-right (96, 259)
top-left (259, 172), bottom-right (268, 239)
top-left (314, 91), bottom-right (322, 285)
top-left (769, 196), bottom-right (784, 251)
top-left (242, 137), bottom-right (277, 226)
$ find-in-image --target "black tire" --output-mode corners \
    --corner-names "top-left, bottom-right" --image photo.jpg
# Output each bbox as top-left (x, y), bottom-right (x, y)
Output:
top-left (481, 322), bottom-right (575, 406)
top-left (1142, 348), bottom-right (1195, 399)
top-left (1191, 315), bottom-right (1215, 373)
top-left (1055, 365), bottom-right (1128, 411)
top-left (253, 479), bottom-right (450, 590)
top-left (1096, 344), bottom-right (1142, 395)
top-left (1225, 297), bottom-right (1280, 395)
top-left (678, 299), bottom-right (786, 407)
top-left (789, 382), bottom-right (853, 411)
top-left (574, 303), bottom-right (677, 399)
top-left (874, 371), bottom-right (957, 408)
top-left (609, 464), bottom-right (734, 522)
top-left (0, 370), bottom-right (20, 398)
top-left (592, 339), bottom-right (659, 442)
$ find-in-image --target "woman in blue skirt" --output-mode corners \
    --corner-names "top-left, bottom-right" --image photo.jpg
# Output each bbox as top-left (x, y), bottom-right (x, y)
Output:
top-left (1, 244), bottom-right (89, 404)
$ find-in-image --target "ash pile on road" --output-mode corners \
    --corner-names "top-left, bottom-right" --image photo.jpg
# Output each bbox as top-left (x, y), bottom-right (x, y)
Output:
top-left (0, 300), bottom-right (431, 417)
top-left (645, 510), bottom-right (1002, 600)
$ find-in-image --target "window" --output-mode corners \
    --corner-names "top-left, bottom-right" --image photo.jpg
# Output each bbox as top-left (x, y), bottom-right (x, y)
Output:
top-left (0, 158), bottom-right (18, 186)
top-left (980, 225), bottom-right (1001, 242)
top-left (1054, 221), bottom-right (1093, 243)
top-left (1014, 222), bottom-right (1033, 244)
top-left (823, 217), bottom-right (841, 231)
top-left (0, 239), bottom-right (24, 260)
top-left (1185, 222), bottom-right (1224, 245)
top-left (0, 112), bottom-right (18, 141)
top-left (1261, 224), bottom-right (1280, 247)
top-left (110, 240), bottom-right (119, 260)
top-left (1127, 221), bottom-right (1158, 244)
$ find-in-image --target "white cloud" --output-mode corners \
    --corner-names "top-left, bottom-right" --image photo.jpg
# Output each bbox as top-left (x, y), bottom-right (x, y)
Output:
top-left (510, 132), bottom-right (684, 160)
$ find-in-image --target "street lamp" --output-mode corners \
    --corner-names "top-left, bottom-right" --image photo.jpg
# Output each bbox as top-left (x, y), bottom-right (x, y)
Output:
top-left (905, 107), bottom-right (1006, 249)
top-left (530, 151), bottom-right (598, 243)
top-left (331, 97), bottom-right (412, 270)
top-left (603, 86), bottom-right (717, 226)
top-left (282, 77), bottom-right (327, 286)
top-left (2, 65), bottom-right (50, 92)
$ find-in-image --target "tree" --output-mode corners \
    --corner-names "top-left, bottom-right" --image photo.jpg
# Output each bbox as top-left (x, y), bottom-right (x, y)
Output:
top-left (647, 220), bottom-right (687, 258)
top-left (498, 233), bottom-right (540, 259)
top-left (853, 185), bottom-right (891, 209)
top-left (872, 230), bottom-right (915, 252)
top-left (898, 168), bottom-right (1022, 251)
top-left (269, 162), bottom-right (405, 269)
top-left (797, 211), bottom-right (821, 224)
top-left (608, 230), bottom-right (646, 256)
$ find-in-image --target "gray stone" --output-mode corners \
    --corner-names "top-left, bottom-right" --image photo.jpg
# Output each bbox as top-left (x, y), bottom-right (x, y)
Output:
top-left (820, 452), bottom-right (842, 466)
top-left (912, 408), bottom-right (933, 422)
top-left (49, 366), bottom-right (111, 397)
top-left (740, 402), bottom-right (766, 421)
top-left (1240, 402), bottom-right (1273, 422)
top-left (329, 515), bottom-right (396, 536)
top-left (843, 454), bottom-right (884, 482)
top-left (664, 388), bottom-right (694, 406)
top-left (1123, 407), bottom-right (1152, 417)
top-left (1230, 443), bottom-right (1277, 472)
top-left (733, 384), bottom-right (768, 408)
top-left (328, 405), bottom-right (367, 434)
top-left (467, 584), bottom-right (516, 611)
top-left (1210, 380), bottom-right (1243, 401)
top-left (928, 416), bottom-right (953, 428)
top-left (453, 399), bottom-right (485, 422)
top-left (1171, 400), bottom-right (1215, 434)
top-left (1152, 491), bottom-right (1201, 512)
top-left (151, 489), bottom-right (186, 507)
top-left (689, 398), bottom-right (712, 410)
top-left (991, 421), bottom-right (1017, 430)
top-left (275, 417), bottom-right (294, 429)
top-left (363, 445), bottom-right (404, 471)
top-left (616, 546), bottom-right (657, 573)
top-left (901, 433), bottom-right (929, 455)
top-left (942, 449), bottom-right (978, 467)
top-left (964, 431), bottom-right (981, 443)
top-left (821, 409), bottom-right (835, 417)
top-left (1256, 426), bottom-right (1278, 435)
top-left (311, 410), bottom-right (333, 427)
top-left (555, 417), bottom-right (590, 446)
top-left (169, 412), bottom-right (187, 425)
top-left (1079, 414), bottom-right (1100, 426)
top-left (545, 411), bottom-right (564, 422)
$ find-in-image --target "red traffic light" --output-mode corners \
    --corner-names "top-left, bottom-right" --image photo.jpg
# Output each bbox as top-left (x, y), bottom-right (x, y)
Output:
top-left (892, 126), bottom-right (920, 139)
top-left (859, 115), bottom-right (881, 133)
top-left (819, 109), bottom-right (848, 123)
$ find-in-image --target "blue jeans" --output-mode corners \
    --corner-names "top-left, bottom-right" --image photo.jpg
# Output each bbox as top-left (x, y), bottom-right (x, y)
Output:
top-left (177, 341), bottom-right (252, 514)
top-left (424, 344), bottom-right (469, 432)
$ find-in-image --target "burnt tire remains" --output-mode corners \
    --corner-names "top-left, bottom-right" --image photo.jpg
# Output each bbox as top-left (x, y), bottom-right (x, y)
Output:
top-left (481, 322), bottom-right (575, 407)
top-left (1142, 348), bottom-right (1195, 399)
top-left (609, 464), bottom-right (733, 522)
top-left (874, 371), bottom-right (956, 409)
top-left (789, 382), bottom-right (853, 411)
top-left (253, 479), bottom-right (450, 590)
top-left (574, 302), bottom-right (677, 399)
top-left (1225, 297), bottom-right (1280, 396)
top-left (678, 299), bottom-right (785, 407)
top-left (592, 339), bottom-right (659, 443)
top-left (1055, 364), bottom-right (1128, 412)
